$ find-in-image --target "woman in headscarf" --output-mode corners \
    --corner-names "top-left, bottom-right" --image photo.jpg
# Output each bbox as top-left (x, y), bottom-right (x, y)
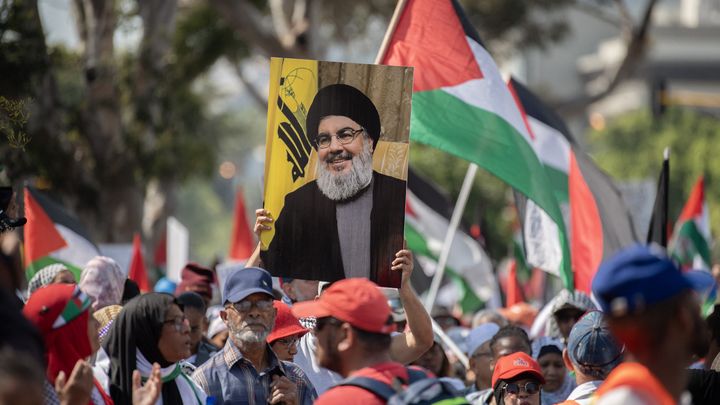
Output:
top-left (532, 336), bottom-right (575, 405)
top-left (23, 283), bottom-right (113, 405)
top-left (544, 290), bottom-right (595, 342)
top-left (104, 293), bottom-right (206, 405)
top-left (26, 263), bottom-right (76, 297)
top-left (80, 256), bottom-right (125, 311)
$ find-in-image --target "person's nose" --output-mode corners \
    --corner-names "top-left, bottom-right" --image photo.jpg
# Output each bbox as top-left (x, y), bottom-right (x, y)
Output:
top-left (181, 318), bottom-right (191, 334)
top-left (328, 134), bottom-right (344, 152)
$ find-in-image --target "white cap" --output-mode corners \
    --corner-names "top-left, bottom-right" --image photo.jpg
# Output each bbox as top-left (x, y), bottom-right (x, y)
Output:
top-left (465, 322), bottom-right (500, 356)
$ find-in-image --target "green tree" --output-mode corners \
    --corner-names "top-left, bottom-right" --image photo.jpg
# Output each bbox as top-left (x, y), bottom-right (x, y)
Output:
top-left (588, 107), bottom-right (720, 256)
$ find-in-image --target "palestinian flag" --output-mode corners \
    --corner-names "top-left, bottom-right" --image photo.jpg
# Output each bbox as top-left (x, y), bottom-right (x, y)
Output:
top-left (510, 78), bottom-right (637, 293)
top-left (23, 187), bottom-right (100, 280)
top-left (404, 167), bottom-right (500, 313)
top-left (670, 176), bottom-right (711, 270)
top-left (128, 233), bottom-right (151, 292)
top-left (381, 0), bottom-right (572, 288)
top-left (228, 188), bottom-right (255, 261)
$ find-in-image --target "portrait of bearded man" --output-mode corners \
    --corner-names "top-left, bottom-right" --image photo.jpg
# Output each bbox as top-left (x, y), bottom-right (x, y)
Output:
top-left (260, 83), bottom-right (406, 286)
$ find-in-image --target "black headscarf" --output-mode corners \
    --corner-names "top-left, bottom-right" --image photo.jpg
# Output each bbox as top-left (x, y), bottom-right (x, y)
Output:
top-left (306, 83), bottom-right (381, 150)
top-left (103, 293), bottom-right (183, 405)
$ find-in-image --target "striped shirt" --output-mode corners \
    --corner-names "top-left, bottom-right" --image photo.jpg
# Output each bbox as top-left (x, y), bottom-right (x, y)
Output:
top-left (192, 338), bottom-right (317, 405)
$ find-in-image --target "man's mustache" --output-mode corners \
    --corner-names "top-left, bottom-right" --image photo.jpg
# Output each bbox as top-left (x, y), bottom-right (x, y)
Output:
top-left (324, 150), bottom-right (353, 163)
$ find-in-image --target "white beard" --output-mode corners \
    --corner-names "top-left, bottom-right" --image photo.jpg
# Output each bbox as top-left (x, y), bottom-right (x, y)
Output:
top-left (315, 139), bottom-right (374, 201)
top-left (231, 321), bottom-right (270, 344)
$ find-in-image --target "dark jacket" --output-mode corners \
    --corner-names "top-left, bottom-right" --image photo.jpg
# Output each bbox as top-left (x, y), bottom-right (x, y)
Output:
top-left (261, 171), bottom-right (406, 287)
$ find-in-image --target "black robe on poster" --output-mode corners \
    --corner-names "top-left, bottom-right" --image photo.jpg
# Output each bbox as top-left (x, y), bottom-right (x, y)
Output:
top-left (261, 171), bottom-right (406, 287)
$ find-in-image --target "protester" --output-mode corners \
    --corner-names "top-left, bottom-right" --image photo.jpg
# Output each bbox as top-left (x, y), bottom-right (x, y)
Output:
top-left (592, 244), bottom-right (710, 404)
top-left (268, 300), bottom-right (309, 362)
top-left (0, 348), bottom-right (45, 405)
top-left (26, 263), bottom-right (76, 297)
top-left (175, 263), bottom-right (215, 306)
top-left (104, 293), bottom-right (204, 405)
top-left (290, 249), bottom-right (433, 394)
top-left (491, 352), bottom-right (545, 405)
top-left (545, 289), bottom-right (595, 342)
top-left (472, 309), bottom-right (508, 328)
top-left (80, 256), bottom-right (125, 311)
top-left (490, 325), bottom-right (532, 362)
top-left (532, 336), bottom-right (575, 405)
top-left (291, 277), bottom-right (413, 404)
top-left (94, 304), bottom-right (123, 346)
top-left (557, 311), bottom-right (623, 405)
top-left (465, 322), bottom-right (500, 400)
top-left (410, 340), bottom-right (451, 378)
top-left (176, 292), bottom-right (218, 367)
top-left (23, 283), bottom-right (114, 404)
top-left (206, 305), bottom-right (229, 349)
top-left (192, 267), bottom-right (316, 405)
top-left (279, 277), bottom-right (319, 304)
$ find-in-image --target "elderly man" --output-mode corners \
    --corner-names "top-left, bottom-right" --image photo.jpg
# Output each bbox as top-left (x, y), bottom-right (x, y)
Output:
top-left (592, 244), bottom-right (709, 404)
top-left (258, 83), bottom-right (406, 285)
top-left (192, 267), bottom-right (316, 405)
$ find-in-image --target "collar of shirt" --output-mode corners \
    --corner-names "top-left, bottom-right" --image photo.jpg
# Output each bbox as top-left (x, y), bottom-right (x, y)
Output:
top-left (223, 337), bottom-right (284, 375)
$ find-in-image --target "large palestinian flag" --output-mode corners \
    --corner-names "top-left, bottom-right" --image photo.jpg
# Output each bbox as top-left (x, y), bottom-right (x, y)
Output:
top-left (670, 176), bottom-right (711, 270)
top-left (381, 0), bottom-right (572, 288)
top-left (510, 78), bottom-right (637, 292)
top-left (23, 187), bottom-right (99, 280)
top-left (405, 167), bottom-right (501, 313)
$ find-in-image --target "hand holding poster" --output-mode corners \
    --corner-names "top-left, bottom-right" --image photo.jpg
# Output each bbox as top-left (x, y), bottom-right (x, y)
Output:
top-left (260, 58), bottom-right (412, 287)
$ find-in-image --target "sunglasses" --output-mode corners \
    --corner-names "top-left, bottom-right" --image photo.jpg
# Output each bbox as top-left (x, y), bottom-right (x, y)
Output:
top-left (503, 381), bottom-right (541, 396)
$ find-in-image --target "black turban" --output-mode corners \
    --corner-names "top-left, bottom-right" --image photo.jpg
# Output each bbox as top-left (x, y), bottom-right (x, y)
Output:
top-left (306, 84), bottom-right (381, 150)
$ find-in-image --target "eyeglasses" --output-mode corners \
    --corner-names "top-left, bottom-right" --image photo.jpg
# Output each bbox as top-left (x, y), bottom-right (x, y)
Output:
top-left (503, 381), bottom-right (541, 396)
top-left (163, 316), bottom-right (189, 332)
top-left (230, 299), bottom-right (273, 313)
top-left (314, 127), bottom-right (364, 149)
top-left (314, 317), bottom-right (343, 333)
top-left (274, 336), bottom-right (300, 348)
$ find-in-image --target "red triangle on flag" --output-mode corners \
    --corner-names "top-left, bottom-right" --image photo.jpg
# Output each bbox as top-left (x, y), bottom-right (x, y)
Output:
top-left (677, 176), bottom-right (704, 223)
top-left (505, 260), bottom-right (525, 306)
top-left (129, 233), bottom-right (151, 292)
top-left (23, 188), bottom-right (67, 264)
top-left (382, 0), bottom-right (483, 92)
top-left (228, 189), bottom-right (254, 260)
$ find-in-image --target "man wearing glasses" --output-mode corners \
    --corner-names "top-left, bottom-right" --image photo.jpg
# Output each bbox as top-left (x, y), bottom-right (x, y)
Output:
top-left (258, 83), bottom-right (406, 286)
top-left (192, 267), bottom-right (317, 405)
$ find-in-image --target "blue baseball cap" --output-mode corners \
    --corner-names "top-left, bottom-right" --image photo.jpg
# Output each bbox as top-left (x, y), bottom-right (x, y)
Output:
top-left (592, 244), bottom-right (693, 316)
top-left (222, 267), bottom-right (274, 304)
top-left (567, 311), bottom-right (623, 379)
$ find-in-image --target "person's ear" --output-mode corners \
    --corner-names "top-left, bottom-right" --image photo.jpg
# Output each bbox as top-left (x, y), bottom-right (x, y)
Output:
top-left (337, 323), bottom-right (353, 352)
top-left (562, 348), bottom-right (575, 372)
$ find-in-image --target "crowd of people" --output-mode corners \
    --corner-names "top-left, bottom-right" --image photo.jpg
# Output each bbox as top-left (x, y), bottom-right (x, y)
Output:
top-left (3, 234), bottom-right (720, 404)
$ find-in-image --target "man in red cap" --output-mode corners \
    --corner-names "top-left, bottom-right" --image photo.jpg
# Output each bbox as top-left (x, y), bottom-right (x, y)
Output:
top-left (292, 277), bottom-right (408, 404)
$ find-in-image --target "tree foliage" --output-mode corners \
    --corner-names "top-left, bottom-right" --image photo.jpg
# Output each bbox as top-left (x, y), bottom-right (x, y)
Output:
top-left (587, 108), bottom-right (720, 256)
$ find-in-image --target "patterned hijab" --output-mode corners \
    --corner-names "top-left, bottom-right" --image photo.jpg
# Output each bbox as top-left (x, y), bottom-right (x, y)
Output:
top-left (80, 256), bottom-right (125, 311)
top-left (26, 263), bottom-right (71, 296)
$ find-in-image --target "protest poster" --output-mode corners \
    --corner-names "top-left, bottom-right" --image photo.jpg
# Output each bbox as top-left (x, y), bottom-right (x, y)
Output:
top-left (260, 58), bottom-right (412, 287)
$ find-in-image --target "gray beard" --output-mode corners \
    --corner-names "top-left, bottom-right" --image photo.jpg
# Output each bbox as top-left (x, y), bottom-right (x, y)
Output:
top-left (231, 321), bottom-right (270, 344)
top-left (315, 140), bottom-right (373, 201)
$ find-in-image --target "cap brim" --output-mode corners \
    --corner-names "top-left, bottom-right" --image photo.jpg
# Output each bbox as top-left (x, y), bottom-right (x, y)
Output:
top-left (685, 270), bottom-right (716, 296)
top-left (225, 288), bottom-right (274, 304)
top-left (291, 299), bottom-right (332, 319)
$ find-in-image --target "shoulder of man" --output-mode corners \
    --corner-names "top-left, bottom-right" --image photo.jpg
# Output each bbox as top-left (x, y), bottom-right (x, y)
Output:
top-left (191, 348), bottom-right (228, 391)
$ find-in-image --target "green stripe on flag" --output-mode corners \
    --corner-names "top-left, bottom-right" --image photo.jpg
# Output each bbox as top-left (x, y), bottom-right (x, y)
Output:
top-left (411, 89), bottom-right (572, 288)
top-left (671, 220), bottom-right (711, 267)
top-left (26, 256), bottom-right (83, 281)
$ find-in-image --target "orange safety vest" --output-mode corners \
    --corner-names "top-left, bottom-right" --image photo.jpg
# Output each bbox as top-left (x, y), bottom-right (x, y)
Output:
top-left (594, 362), bottom-right (676, 405)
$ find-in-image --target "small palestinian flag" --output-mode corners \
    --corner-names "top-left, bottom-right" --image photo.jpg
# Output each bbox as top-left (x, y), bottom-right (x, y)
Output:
top-left (23, 187), bottom-right (100, 281)
top-left (670, 176), bottom-right (711, 270)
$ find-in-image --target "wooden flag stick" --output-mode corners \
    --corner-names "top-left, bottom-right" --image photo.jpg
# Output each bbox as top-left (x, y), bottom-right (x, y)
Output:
top-left (374, 0), bottom-right (410, 64)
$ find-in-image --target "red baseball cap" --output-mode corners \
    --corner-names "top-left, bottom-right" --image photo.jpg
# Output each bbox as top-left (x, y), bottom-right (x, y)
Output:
top-left (492, 352), bottom-right (545, 389)
top-left (291, 278), bottom-right (396, 334)
top-left (267, 301), bottom-right (308, 344)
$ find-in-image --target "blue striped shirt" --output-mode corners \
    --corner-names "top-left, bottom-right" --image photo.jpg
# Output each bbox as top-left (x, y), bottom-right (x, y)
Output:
top-left (192, 338), bottom-right (317, 405)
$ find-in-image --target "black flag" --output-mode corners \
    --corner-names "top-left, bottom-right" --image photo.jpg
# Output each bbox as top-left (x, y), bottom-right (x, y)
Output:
top-left (647, 148), bottom-right (670, 247)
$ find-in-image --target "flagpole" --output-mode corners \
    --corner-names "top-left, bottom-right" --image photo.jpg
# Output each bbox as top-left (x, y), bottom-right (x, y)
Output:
top-left (374, 0), bottom-right (409, 64)
top-left (424, 163), bottom-right (478, 311)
